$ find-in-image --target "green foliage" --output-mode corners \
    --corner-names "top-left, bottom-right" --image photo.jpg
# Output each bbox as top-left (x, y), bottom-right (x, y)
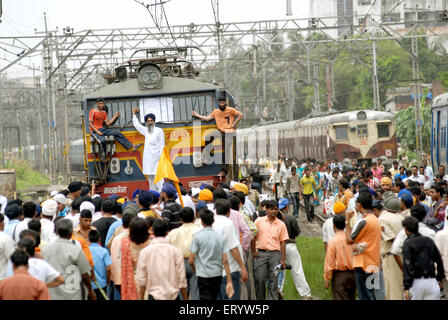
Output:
top-left (4, 159), bottom-right (50, 190)
top-left (283, 237), bottom-right (332, 300)
top-left (199, 30), bottom-right (448, 123)
top-left (393, 98), bottom-right (431, 155)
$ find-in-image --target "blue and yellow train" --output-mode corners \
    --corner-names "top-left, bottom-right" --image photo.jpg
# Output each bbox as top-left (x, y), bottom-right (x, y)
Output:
top-left (80, 47), bottom-right (237, 198)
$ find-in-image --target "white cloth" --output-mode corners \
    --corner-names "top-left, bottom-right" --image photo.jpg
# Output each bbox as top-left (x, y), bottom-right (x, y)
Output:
top-left (40, 218), bottom-right (56, 243)
top-left (410, 278), bottom-right (440, 300)
top-left (424, 166), bottom-right (434, 181)
top-left (322, 217), bottom-right (335, 244)
top-left (92, 211), bottom-right (102, 223)
top-left (176, 195), bottom-right (195, 211)
top-left (132, 115), bottom-right (165, 175)
top-left (280, 243), bottom-right (311, 297)
top-left (244, 197), bottom-right (256, 217)
top-left (212, 215), bottom-right (243, 275)
top-left (13, 218), bottom-right (32, 244)
top-left (435, 228), bottom-right (448, 280)
top-left (0, 231), bottom-right (14, 281)
top-left (207, 203), bottom-right (215, 211)
top-left (148, 175), bottom-right (163, 192)
top-left (64, 213), bottom-right (80, 229)
top-left (0, 195), bottom-right (7, 214)
top-left (408, 174), bottom-right (426, 185)
top-left (6, 257), bottom-right (60, 283)
top-left (391, 223), bottom-right (436, 256)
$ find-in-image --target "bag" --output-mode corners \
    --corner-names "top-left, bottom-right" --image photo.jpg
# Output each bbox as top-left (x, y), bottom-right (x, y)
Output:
top-left (324, 197), bottom-right (334, 216)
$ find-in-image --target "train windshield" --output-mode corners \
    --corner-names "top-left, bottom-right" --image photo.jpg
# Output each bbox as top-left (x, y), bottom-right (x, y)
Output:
top-left (377, 123), bottom-right (390, 138)
top-left (86, 92), bottom-right (214, 125)
top-left (334, 125), bottom-right (348, 140)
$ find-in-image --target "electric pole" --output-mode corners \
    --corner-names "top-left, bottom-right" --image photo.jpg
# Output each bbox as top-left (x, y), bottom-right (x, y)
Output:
top-left (313, 63), bottom-right (320, 114)
top-left (372, 39), bottom-right (381, 110)
top-left (412, 35), bottom-right (423, 163)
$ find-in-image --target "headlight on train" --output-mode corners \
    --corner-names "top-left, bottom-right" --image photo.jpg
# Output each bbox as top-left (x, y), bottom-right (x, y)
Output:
top-left (137, 64), bottom-right (163, 89)
top-left (193, 151), bottom-right (204, 168)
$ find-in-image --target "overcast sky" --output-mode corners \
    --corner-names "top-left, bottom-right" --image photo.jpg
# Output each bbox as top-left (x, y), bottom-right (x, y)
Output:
top-left (2, 0), bottom-right (310, 35)
top-left (0, 0), bottom-right (310, 77)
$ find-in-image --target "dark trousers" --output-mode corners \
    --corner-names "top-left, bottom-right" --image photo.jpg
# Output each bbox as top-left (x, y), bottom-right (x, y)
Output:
top-left (93, 127), bottom-right (133, 151)
top-left (255, 250), bottom-right (281, 300)
top-left (332, 270), bottom-right (356, 300)
top-left (302, 193), bottom-right (315, 221)
top-left (94, 287), bottom-right (107, 301)
top-left (218, 271), bottom-right (241, 300)
top-left (197, 276), bottom-right (223, 300)
top-left (354, 268), bottom-right (376, 300)
top-left (290, 192), bottom-right (300, 217)
top-left (274, 183), bottom-right (280, 201)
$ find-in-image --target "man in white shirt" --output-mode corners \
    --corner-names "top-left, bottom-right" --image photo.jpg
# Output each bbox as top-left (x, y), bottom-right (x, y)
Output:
top-left (0, 195), bottom-right (7, 214)
top-left (175, 186), bottom-right (195, 211)
top-left (212, 199), bottom-right (248, 300)
top-left (40, 200), bottom-right (57, 243)
top-left (13, 201), bottom-right (37, 244)
top-left (407, 165), bottom-right (426, 185)
top-left (132, 107), bottom-right (165, 191)
top-left (0, 213), bottom-right (14, 281)
top-left (421, 159), bottom-right (434, 182)
top-left (391, 204), bottom-right (436, 270)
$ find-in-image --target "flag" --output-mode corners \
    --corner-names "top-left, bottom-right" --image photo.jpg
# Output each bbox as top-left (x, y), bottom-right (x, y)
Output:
top-left (154, 146), bottom-right (184, 207)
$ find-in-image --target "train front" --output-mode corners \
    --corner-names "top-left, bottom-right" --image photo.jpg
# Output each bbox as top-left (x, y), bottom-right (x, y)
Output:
top-left (80, 49), bottom-right (235, 199)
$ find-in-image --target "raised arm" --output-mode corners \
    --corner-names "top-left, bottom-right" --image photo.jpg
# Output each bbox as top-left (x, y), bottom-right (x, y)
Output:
top-left (192, 110), bottom-right (213, 122)
top-left (231, 111), bottom-right (244, 128)
top-left (132, 107), bottom-right (148, 136)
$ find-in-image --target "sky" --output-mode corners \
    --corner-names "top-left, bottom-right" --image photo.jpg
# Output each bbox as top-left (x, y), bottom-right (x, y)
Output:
top-left (0, 0), bottom-right (311, 77)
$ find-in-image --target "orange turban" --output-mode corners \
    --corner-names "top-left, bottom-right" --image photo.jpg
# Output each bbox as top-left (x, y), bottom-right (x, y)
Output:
top-left (198, 189), bottom-right (213, 202)
top-left (333, 201), bottom-right (346, 214)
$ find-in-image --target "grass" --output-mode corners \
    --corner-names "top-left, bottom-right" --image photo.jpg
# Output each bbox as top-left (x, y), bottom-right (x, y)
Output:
top-left (4, 159), bottom-right (50, 191)
top-left (283, 236), bottom-right (332, 300)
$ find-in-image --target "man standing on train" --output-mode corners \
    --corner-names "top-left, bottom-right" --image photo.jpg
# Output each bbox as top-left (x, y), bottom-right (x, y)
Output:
top-left (132, 107), bottom-right (165, 192)
top-left (191, 91), bottom-right (243, 166)
top-left (89, 97), bottom-right (142, 154)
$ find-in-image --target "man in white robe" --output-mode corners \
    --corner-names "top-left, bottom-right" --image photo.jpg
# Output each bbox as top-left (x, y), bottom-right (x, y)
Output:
top-left (132, 107), bottom-right (165, 191)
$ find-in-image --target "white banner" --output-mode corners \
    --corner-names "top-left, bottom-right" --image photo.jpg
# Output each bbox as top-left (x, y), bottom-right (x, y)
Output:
top-left (140, 97), bottom-right (174, 123)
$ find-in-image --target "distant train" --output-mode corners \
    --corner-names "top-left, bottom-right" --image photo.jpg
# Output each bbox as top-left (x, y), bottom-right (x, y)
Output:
top-left (6, 139), bottom-right (86, 172)
top-left (431, 92), bottom-right (448, 172)
top-left (236, 110), bottom-right (398, 163)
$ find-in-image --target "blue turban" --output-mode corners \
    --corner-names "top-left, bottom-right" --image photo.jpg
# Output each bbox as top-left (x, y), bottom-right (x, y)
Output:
top-left (144, 113), bottom-right (156, 122)
top-left (149, 190), bottom-right (161, 202)
top-left (108, 194), bottom-right (119, 201)
top-left (162, 183), bottom-right (178, 199)
top-left (138, 190), bottom-right (153, 208)
top-left (132, 189), bottom-right (141, 201)
top-left (196, 201), bottom-right (207, 212)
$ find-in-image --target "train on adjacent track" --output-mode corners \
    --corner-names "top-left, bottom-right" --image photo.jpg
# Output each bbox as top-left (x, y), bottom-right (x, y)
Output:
top-left (431, 92), bottom-right (448, 172)
top-left (236, 109), bottom-right (398, 164)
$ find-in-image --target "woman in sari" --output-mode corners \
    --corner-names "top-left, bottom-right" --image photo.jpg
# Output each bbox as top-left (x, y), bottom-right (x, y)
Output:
top-left (120, 218), bottom-right (152, 300)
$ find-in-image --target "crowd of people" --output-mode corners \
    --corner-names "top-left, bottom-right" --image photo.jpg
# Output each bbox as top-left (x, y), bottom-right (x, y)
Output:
top-left (0, 153), bottom-right (447, 301)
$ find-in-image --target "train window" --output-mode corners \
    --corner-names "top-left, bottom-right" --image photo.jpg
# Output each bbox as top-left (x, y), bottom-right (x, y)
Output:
top-left (377, 123), bottom-right (390, 138)
top-left (357, 124), bottom-right (368, 136)
top-left (334, 125), bottom-right (348, 140)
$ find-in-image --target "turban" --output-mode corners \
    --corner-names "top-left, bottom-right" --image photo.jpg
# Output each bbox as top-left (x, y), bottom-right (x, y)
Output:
top-left (5, 204), bottom-right (21, 218)
top-left (198, 189), bottom-right (213, 202)
top-left (138, 190), bottom-right (154, 208)
top-left (380, 177), bottom-right (393, 186)
top-left (80, 201), bottom-right (95, 215)
top-left (162, 183), bottom-right (178, 198)
top-left (50, 190), bottom-right (58, 197)
top-left (191, 187), bottom-right (201, 197)
top-left (196, 201), bottom-right (208, 212)
top-left (144, 113), bottom-right (156, 122)
top-left (132, 189), bottom-right (141, 200)
top-left (68, 181), bottom-right (83, 193)
top-left (53, 194), bottom-right (67, 205)
top-left (232, 183), bottom-right (249, 195)
top-left (149, 190), bottom-right (161, 199)
top-left (117, 198), bottom-right (125, 204)
top-left (42, 200), bottom-right (58, 217)
top-left (333, 201), bottom-right (346, 214)
top-left (108, 194), bottom-right (119, 201)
